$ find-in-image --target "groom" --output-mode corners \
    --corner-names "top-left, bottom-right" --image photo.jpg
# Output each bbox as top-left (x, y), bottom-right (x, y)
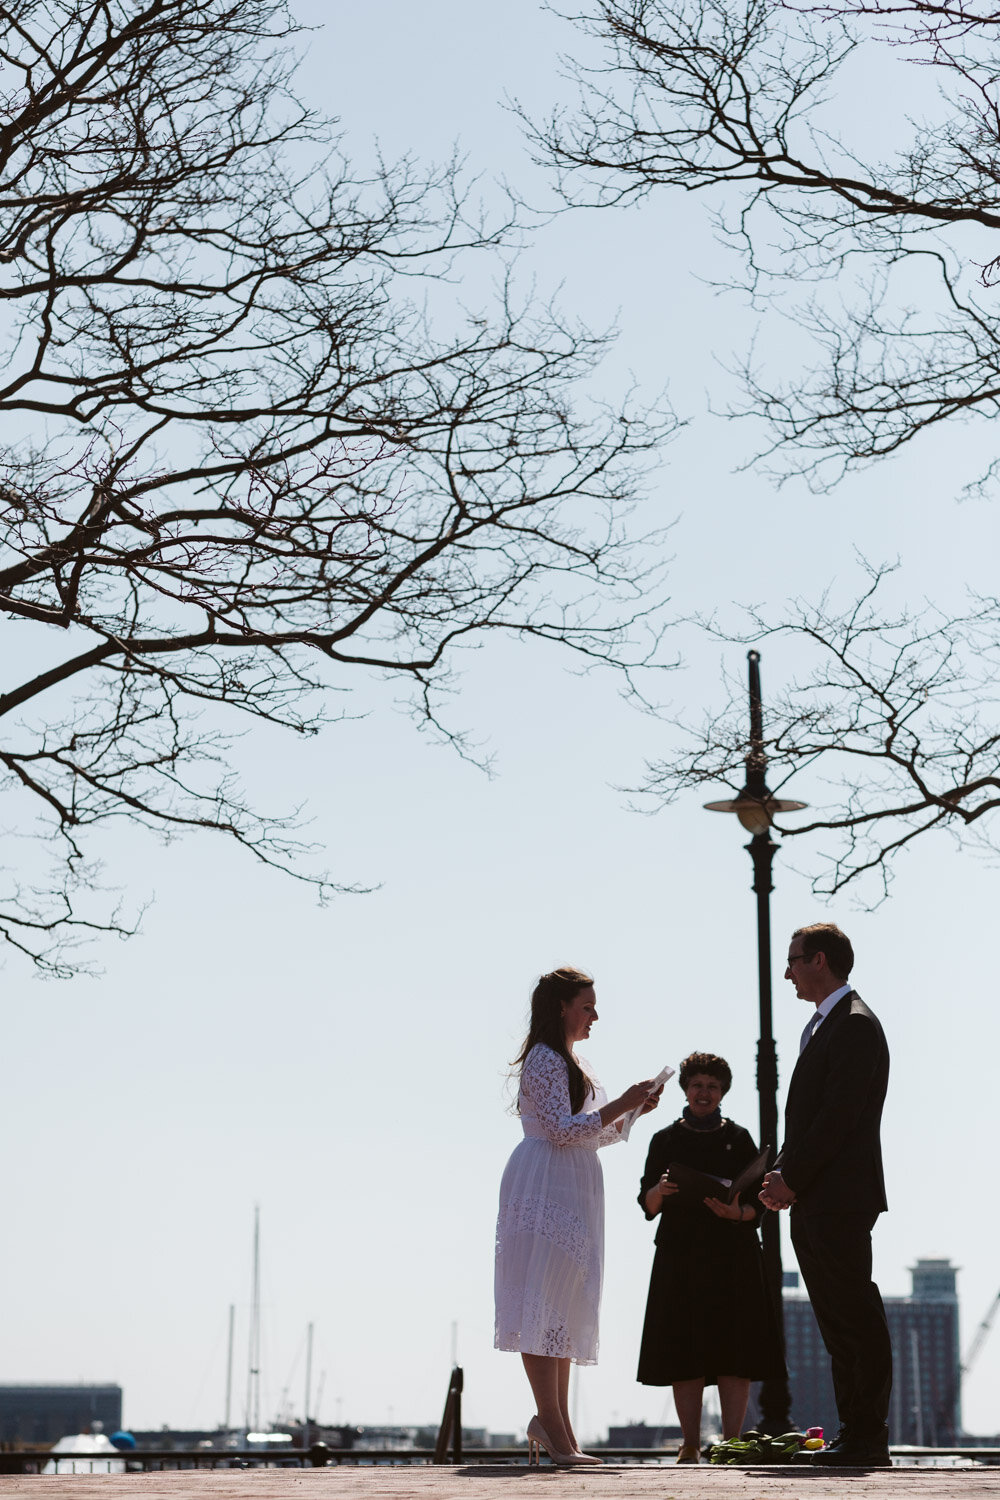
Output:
top-left (760, 922), bottom-right (892, 1467)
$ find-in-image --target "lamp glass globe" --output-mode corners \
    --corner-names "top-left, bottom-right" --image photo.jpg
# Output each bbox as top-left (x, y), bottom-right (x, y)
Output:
top-left (736, 801), bottom-right (773, 835)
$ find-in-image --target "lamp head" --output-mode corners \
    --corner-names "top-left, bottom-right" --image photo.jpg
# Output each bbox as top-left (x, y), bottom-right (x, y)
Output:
top-left (704, 791), bottom-right (808, 834)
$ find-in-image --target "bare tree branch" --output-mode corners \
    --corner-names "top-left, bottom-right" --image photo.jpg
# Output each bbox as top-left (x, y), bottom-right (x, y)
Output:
top-left (0, 0), bottom-right (680, 973)
top-left (638, 564), bottom-right (1000, 900)
top-left (539, 0), bottom-right (1000, 485)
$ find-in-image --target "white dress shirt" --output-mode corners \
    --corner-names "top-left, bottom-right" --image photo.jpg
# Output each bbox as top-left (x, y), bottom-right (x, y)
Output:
top-left (799, 983), bottom-right (853, 1054)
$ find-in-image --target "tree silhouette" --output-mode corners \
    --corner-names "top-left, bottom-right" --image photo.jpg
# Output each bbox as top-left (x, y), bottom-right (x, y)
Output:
top-left (539, 0), bottom-right (1000, 488)
top-left (0, 0), bottom-right (676, 973)
top-left (539, 0), bottom-right (1000, 893)
top-left (640, 567), bottom-right (1000, 899)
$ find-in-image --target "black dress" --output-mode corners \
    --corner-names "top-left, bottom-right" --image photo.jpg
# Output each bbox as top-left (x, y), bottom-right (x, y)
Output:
top-left (636, 1117), bottom-right (787, 1386)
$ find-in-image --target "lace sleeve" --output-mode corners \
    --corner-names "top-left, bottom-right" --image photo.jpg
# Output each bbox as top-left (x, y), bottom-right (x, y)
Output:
top-left (522, 1046), bottom-right (605, 1145)
top-left (595, 1118), bottom-right (625, 1148)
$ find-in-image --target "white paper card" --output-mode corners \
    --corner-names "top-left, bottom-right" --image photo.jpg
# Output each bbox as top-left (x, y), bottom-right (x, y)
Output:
top-left (619, 1064), bottom-right (675, 1141)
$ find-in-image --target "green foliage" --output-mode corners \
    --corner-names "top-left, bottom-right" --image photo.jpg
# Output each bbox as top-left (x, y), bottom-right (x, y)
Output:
top-left (708, 1430), bottom-right (806, 1464)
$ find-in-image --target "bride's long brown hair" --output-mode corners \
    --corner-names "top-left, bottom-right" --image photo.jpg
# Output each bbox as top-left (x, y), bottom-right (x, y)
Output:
top-left (513, 966), bottom-right (596, 1114)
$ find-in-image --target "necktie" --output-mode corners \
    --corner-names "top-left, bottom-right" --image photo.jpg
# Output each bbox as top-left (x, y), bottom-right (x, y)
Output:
top-left (799, 1012), bottom-right (822, 1054)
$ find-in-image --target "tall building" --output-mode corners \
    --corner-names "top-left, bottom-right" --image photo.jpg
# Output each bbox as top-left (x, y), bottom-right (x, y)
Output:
top-left (783, 1259), bottom-right (961, 1445)
top-left (886, 1259), bottom-right (961, 1446)
top-left (0, 1385), bottom-right (122, 1446)
top-left (782, 1287), bottom-right (836, 1435)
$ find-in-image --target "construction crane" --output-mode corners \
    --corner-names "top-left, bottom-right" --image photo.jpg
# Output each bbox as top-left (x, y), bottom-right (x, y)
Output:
top-left (936, 1285), bottom-right (1000, 1443)
top-left (962, 1287), bottom-right (1000, 1377)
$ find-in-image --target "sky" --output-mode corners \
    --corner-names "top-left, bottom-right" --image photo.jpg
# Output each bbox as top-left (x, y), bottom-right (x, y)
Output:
top-left (2, 0), bottom-right (1000, 1447)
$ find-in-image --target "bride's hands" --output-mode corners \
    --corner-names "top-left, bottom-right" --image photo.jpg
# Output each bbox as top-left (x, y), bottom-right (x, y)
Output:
top-left (639, 1084), bottom-right (664, 1115)
top-left (601, 1079), bottom-right (663, 1129)
top-left (619, 1079), bottom-right (658, 1113)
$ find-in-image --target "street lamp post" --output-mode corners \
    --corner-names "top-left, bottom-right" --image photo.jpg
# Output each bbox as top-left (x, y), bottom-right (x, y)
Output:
top-left (704, 649), bottom-right (806, 1434)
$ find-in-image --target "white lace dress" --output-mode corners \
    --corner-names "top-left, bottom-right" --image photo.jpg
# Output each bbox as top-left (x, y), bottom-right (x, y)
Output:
top-left (494, 1043), bottom-right (623, 1365)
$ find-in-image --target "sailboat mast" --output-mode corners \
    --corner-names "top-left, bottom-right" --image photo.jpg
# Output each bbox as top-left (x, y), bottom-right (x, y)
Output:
top-left (245, 1205), bottom-right (261, 1432)
top-left (304, 1322), bottom-right (314, 1442)
top-left (224, 1303), bottom-right (235, 1431)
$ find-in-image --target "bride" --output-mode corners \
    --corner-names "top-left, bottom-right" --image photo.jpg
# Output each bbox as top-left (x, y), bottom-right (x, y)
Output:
top-left (494, 966), bottom-right (660, 1466)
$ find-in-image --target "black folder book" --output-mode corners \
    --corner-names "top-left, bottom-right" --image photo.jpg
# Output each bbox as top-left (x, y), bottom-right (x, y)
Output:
top-left (666, 1146), bottom-right (770, 1205)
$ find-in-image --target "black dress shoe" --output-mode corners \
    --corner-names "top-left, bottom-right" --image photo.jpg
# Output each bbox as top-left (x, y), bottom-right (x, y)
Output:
top-left (807, 1443), bottom-right (891, 1467)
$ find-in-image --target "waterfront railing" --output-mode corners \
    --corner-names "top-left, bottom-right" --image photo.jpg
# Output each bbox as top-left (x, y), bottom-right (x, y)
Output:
top-left (1, 1444), bottom-right (999, 1473)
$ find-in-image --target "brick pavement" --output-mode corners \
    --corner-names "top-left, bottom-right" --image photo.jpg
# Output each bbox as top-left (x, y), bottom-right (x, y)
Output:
top-left (0, 1464), bottom-right (997, 1500)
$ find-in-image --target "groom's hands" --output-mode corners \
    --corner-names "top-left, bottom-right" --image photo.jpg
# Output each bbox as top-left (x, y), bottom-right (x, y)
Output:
top-left (759, 1170), bottom-right (796, 1210)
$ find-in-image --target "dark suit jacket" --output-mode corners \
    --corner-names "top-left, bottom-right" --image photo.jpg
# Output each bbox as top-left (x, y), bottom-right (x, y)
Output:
top-left (777, 990), bottom-right (889, 1218)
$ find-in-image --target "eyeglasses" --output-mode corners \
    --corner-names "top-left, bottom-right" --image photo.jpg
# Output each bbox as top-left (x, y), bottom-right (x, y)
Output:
top-left (786, 953), bottom-right (809, 966)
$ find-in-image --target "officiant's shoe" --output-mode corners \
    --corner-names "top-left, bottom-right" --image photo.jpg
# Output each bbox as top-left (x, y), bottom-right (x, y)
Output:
top-left (676, 1445), bottom-right (701, 1464)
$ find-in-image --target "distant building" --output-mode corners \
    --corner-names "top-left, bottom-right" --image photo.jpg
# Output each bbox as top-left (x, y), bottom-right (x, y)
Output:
top-left (783, 1258), bottom-right (961, 1444)
top-left (783, 1296), bottom-right (836, 1435)
top-left (606, 1421), bottom-right (682, 1447)
top-left (0, 1385), bottom-right (122, 1446)
top-left (343, 1425), bottom-right (417, 1451)
top-left (128, 1429), bottom-right (234, 1451)
top-left (886, 1259), bottom-right (961, 1446)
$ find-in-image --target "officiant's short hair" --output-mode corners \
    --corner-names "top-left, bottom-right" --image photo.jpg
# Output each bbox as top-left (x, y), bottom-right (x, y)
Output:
top-left (793, 922), bottom-right (854, 982)
top-left (679, 1052), bottom-right (732, 1094)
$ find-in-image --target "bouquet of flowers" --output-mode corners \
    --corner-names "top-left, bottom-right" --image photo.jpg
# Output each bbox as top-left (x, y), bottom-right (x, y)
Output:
top-left (708, 1428), bottom-right (825, 1464)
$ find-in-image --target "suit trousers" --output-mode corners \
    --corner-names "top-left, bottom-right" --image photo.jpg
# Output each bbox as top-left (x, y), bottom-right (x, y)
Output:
top-left (790, 1210), bottom-right (892, 1437)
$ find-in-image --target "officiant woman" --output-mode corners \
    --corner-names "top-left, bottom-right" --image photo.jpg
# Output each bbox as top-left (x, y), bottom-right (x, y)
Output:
top-left (636, 1052), bottom-right (786, 1463)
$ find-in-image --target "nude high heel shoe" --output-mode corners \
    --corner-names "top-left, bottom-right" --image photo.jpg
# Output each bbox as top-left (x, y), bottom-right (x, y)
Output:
top-left (571, 1450), bottom-right (605, 1465)
top-left (526, 1416), bottom-right (584, 1467)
